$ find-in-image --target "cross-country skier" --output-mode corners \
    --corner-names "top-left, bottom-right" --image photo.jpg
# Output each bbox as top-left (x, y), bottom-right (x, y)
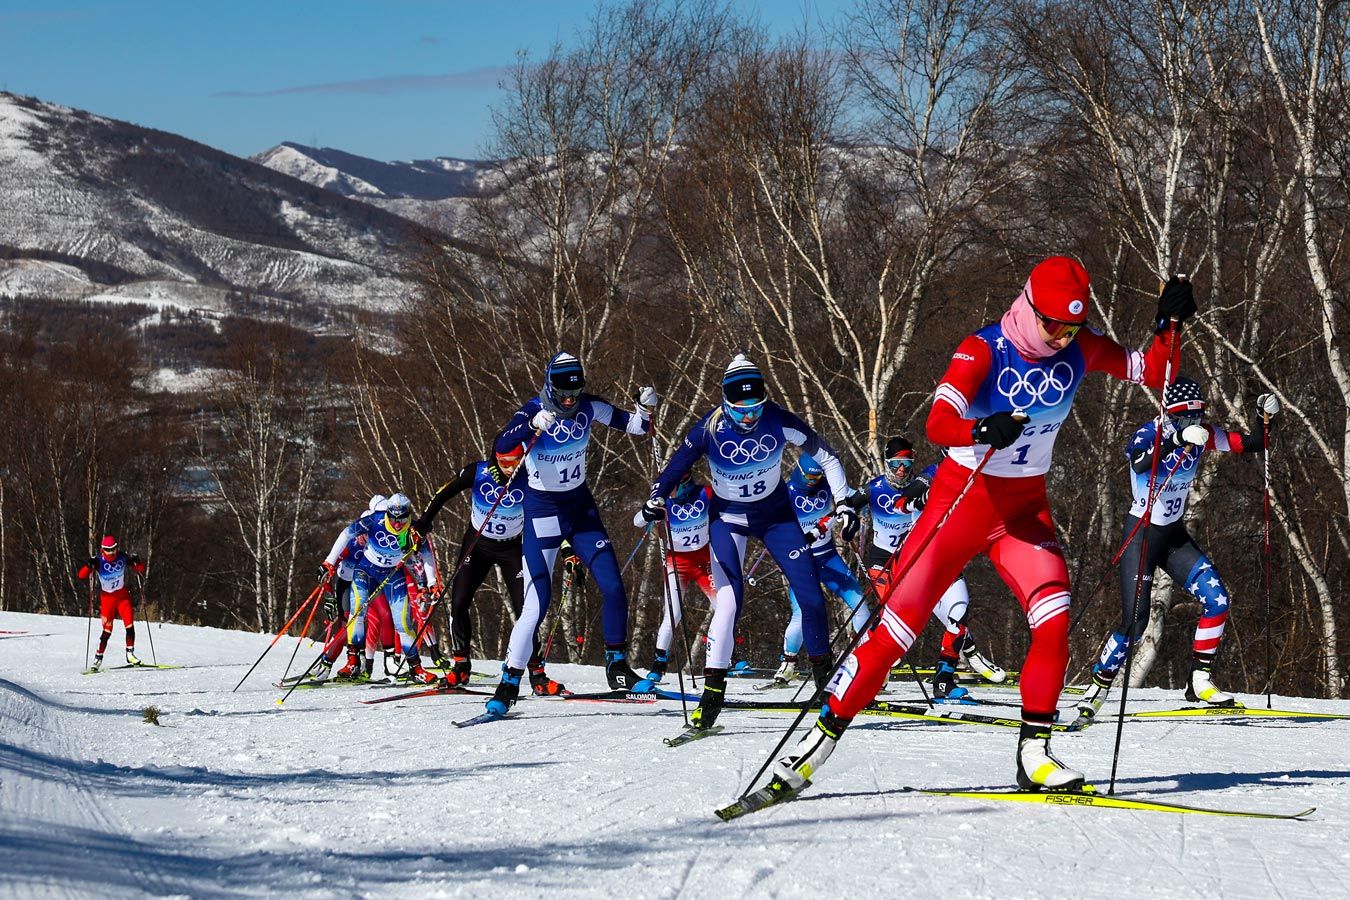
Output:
top-left (315, 495), bottom-right (385, 680)
top-left (321, 493), bottom-right (441, 684)
top-left (78, 534), bottom-right (146, 671)
top-left (636, 470), bottom-right (718, 682)
top-left (641, 354), bottom-right (860, 733)
top-left (485, 353), bottom-right (657, 717)
top-left (770, 258), bottom-right (1191, 795)
top-left (865, 437), bottom-right (1004, 699)
top-left (313, 493), bottom-right (383, 674)
top-left (1074, 379), bottom-right (1280, 724)
top-left (766, 456), bottom-right (870, 688)
top-left (414, 454), bottom-right (563, 695)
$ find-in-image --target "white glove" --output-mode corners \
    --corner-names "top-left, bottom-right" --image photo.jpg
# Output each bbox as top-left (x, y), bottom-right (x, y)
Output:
top-left (1257, 393), bottom-right (1280, 416)
top-left (531, 408), bottom-right (557, 431)
top-left (637, 386), bottom-right (659, 409)
top-left (1180, 424), bottom-right (1208, 446)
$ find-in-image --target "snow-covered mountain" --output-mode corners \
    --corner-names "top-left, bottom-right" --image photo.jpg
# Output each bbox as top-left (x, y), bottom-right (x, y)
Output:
top-left (0, 93), bottom-right (427, 313)
top-left (252, 142), bottom-right (494, 201)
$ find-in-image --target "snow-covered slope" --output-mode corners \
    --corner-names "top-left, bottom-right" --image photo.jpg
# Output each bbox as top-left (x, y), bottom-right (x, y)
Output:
top-left (0, 93), bottom-right (423, 311)
top-left (1, 611), bottom-right (1346, 899)
top-left (252, 142), bottom-right (494, 201)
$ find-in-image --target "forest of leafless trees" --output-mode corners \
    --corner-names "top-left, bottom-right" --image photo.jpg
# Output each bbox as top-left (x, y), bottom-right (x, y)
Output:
top-left (4, 0), bottom-right (1348, 699)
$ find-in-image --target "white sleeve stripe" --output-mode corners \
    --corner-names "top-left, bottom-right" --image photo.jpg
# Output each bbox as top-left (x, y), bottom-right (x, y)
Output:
top-left (934, 383), bottom-right (969, 416)
top-left (1211, 430), bottom-right (1231, 452)
top-left (1126, 349), bottom-right (1145, 383)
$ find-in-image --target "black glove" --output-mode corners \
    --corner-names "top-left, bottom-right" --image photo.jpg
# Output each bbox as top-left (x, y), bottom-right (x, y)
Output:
top-left (318, 562), bottom-right (336, 583)
top-left (640, 498), bottom-right (665, 524)
top-left (412, 516), bottom-right (432, 534)
top-left (834, 503), bottom-right (860, 542)
top-left (843, 489), bottom-right (868, 511)
top-left (129, 554), bottom-right (141, 566)
top-left (901, 475), bottom-right (931, 510)
top-left (323, 591), bottom-right (338, 620)
top-left (972, 412), bottom-right (1026, 450)
top-left (1155, 275), bottom-right (1196, 330)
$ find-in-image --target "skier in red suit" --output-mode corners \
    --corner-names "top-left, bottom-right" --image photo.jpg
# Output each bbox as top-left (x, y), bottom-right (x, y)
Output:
top-left (78, 534), bottom-right (147, 671)
top-left (772, 257), bottom-right (1195, 793)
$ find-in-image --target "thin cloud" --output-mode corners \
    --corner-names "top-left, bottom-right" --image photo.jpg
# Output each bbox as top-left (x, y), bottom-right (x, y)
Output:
top-left (215, 66), bottom-right (514, 98)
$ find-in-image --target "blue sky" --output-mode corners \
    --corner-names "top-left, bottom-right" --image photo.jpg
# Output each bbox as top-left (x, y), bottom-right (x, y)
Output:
top-left (0, 1), bottom-right (843, 162)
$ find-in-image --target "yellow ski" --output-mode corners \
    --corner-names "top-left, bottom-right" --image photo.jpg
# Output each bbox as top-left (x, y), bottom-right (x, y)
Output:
top-left (905, 786), bottom-right (1315, 820)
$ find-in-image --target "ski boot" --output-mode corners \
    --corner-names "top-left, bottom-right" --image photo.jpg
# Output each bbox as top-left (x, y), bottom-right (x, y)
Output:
top-left (1070, 669), bottom-right (1113, 729)
top-left (770, 654), bottom-right (799, 688)
top-left (772, 707), bottom-right (850, 792)
top-left (960, 643), bottom-right (1007, 683)
top-left (90, 653), bottom-right (104, 672)
top-left (930, 659), bottom-right (970, 700)
top-left (126, 651), bottom-right (141, 667)
top-left (407, 660), bottom-right (437, 685)
top-left (530, 665), bottom-right (567, 696)
top-left (1016, 723), bottom-right (1085, 792)
top-left (309, 656), bottom-right (333, 683)
top-left (1186, 663), bottom-right (1238, 706)
top-left (428, 647), bottom-right (450, 670)
top-left (689, 669), bottom-right (727, 730)
top-left (335, 648), bottom-right (362, 680)
top-left (361, 655), bottom-right (375, 680)
top-left (645, 650), bottom-right (669, 683)
top-left (485, 666), bottom-right (523, 717)
top-left (441, 655), bottom-right (473, 688)
top-left (605, 648), bottom-right (646, 690)
top-left (808, 655), bottom-right (835, 691)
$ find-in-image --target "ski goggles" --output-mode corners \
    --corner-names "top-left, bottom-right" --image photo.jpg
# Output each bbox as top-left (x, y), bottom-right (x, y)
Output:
top-left (723, 398), bottom-right (766, 429)
top-left (1031, 304), bottom-right (1083, 341)
top-left (1170, 412), bottom-right (1204, 430)
top-left (885, 456), bottom-right (914, 477)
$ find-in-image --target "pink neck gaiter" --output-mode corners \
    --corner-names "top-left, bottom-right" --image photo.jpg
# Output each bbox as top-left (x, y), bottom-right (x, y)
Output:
top-left (1000, 280), bottom-right (1060, 360)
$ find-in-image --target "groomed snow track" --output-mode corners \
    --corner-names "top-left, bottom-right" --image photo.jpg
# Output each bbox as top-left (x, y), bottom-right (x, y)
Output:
top-left (1, 611), bottom-right (1348, 899)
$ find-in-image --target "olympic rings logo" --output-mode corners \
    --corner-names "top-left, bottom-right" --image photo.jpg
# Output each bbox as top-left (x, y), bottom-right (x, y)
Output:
top-left (478, 482), bottom-right (524, 507)
top-left (996, 362), bottom-right (1074, 408)
top-left (547, 412), bottom-right (590, 441)
top-left (669, 499), bottom-right (707, 520)
top-left (1171, 448), bottom-right (1199, 472)
top-left (876, 493), bottom-right (902, 514)
top-left (719, 434), bottom-right (779, 464)
top-left (793, 493), bottom-right (828, 513)
top-left (373, 531), bottom-right (402, 550)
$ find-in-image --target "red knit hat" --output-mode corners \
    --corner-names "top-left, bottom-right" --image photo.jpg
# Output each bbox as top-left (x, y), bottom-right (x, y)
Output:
top-left (100, 535), bottom-right (118, 553)
top-left (1027, 256), bottom-right (1091, 324)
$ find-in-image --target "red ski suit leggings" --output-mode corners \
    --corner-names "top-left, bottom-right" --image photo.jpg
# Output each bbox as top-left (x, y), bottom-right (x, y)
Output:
top-left (100, 588), bottom-right (134, 629)
top-left (830, 457), bottom-right (1071, 725)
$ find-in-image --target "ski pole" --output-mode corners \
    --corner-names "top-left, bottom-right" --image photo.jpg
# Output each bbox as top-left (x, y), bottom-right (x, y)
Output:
top-left (1108, 317), bottom-right (1179, 795)
top-left (392, 429), bottom-right (544, 678)
top-left (657, 522), bottom-right (693, 725)
top-left (136, 574), bottom-right (158, 666)
top-left (744, 546), bottom-right (770, 586)
top-left (279, 580), bottom-right (328, 682)
top-left (738, 445), bottom-right (999, 800)
top-left (1262, 409), bottom-right (1273, 709)
top-left (83, 571), bottom-right (95, 672)
top-left (233, 582), bottom-right (325, 691)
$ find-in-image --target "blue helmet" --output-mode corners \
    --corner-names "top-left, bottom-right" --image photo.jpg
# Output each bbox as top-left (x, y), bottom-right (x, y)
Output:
top-left (721, 354), bottom-right (766, 433)
top-left (542, 352), bottom-right (585, 417)
top-left (791, 455), bottom-right (824, 490)
top-left (385, 492), bottom-right (412, 532)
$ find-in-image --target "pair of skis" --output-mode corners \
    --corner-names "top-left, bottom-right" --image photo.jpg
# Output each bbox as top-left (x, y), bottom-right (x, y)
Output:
top-left (715, 781), bottom-right (1316, 822)
top-left (82, 662), bottom-right (181, 675)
